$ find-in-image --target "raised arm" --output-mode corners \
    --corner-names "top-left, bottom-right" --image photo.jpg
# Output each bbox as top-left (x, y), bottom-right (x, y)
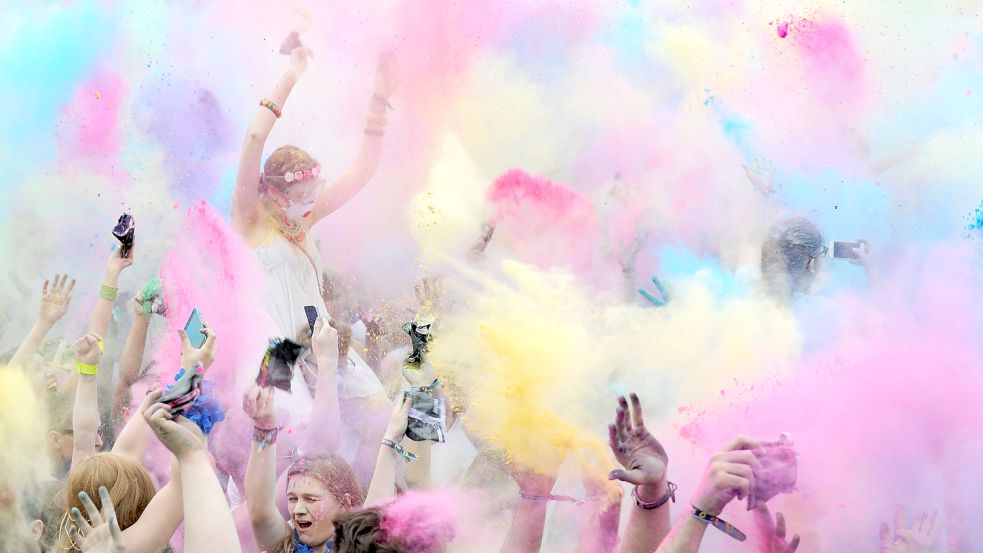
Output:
top-left (498, 463), bottom-right (561, 553)
top-left (610, 394), bottom-right (672, 553)
top-left (303, 316), bottom-right (342, 452)
top-left (90, 244), bottom-right (134, 338)
top-left (113, 327), bottom-right (217, 460)
top-left (110, 298), bottom-right (151, 430)
top-left (243, 384), bottom-right (288, 551)
top-left (9, 274), bottom-right (75, 371)
top-left (71, 332), bottom-right (103, 469)
top-left (142, 394), bottom-right (241, 553)
top-left (364, 394), bottom-right (412, 505)
top-left (232, 34), bottom-right (312, 232)
top-left (654, 436), bottom-right (763, 553)
top-left (308, 54), bottom-right (397, 223)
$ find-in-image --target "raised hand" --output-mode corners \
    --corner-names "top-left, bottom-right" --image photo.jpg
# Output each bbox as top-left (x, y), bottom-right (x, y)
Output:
top-left (279, 30), bottom-right (304, 55)
top-left (754, 504), bottom-right (800, 553)
top-left (178, 325), bottom-right (217, 369)
top-left (384, 393), bottom-right (413, 443)
top-left (373, 51), bottom-right (399, 101)
top-left (242, 384), bottom-right (277, 429)
top-left (39, 274), bottom-right (76, 325)
top-left (74, 332), bottom-right (104, 366)
top-left (608, 394), bottom-right (668, 501)
top-left (106, 240), bottom-right (135, 275)
top-left (141, 388), bottom-right (206, 459)
top-left (68, 487), bottom-right (126, 553)
top-left (285, 33), bottom-right (313, 76)
top-left (849, 239), bottom-right (873, 268)
top-left (880, 505), bottom-right (941, 553)
top-left (638, 276), bottom-right (670, 307)
top-left (691, 435), bottom-right (764, 516)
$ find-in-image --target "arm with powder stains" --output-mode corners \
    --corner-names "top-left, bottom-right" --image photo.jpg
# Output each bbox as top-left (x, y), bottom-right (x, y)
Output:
top-left (243, 385), bottom-right (290, 550)
top-left (110, 299), bottom-right (150, 437)
top-left (232, 38), bottom-right (312, 232)
top-left (499, 464), bottom-right (561, 553)
top-left (365, 395), bottom-right (412, 504)
top-left (90, 244), bottom-right (134, 339)
top-left (9, 274), bottom-right (75, 371)
top-left (652, 436), bottom-right (765, 553)
top-left (308, 54), bottom-right (396, 223)
top-left (71, 332), bottom-right (103, 469)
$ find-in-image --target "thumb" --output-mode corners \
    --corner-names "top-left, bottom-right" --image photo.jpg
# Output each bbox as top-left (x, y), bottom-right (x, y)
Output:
top-left (177, 329), bottom-right (190, 348)
top-left (314, 317), bottom-right (325, 333)
top-left (608, 468), bottom-right (645, 485)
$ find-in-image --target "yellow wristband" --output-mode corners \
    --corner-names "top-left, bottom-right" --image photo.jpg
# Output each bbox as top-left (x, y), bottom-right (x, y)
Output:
top-left (99, 284), bottom-right (118, 301)
top-left (97, 340), bottom-right (104, 353)
top-left (76, 361), bottom-right (98, 375)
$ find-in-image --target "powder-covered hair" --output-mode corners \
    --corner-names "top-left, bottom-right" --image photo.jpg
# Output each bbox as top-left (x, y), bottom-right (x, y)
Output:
top-left (760, 217), bottom-right (824, 298)
top-left (56, 453), bottom-right (157, 552)
top-left (261, 145), bottom-right (319, 191)
top-left (272, 453), bottom-right (365, 553)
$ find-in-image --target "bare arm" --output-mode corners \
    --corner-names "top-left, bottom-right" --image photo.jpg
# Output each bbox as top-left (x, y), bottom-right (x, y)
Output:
top-left (121, 480), bottom-right (184, 553)
top-left (364, 395), bottom-right (412, 505)
top-left (71, 332), bottom-right (103, 469)
top-left (181, 451), bottom-right (242, 553)
top-left (232, 42), bottom-right (311, 233)
top-left (498, 467), bottom-right (560, 553)
top-left (308, 54), bottom-right (396, 223)
top-left (9, 275), bottom-right (75, 370)
top-left (243, 385), bottom-right (288, 550)
top-left (303, 316), bottom-right (342, 452)
top-left (90, 246), bottom-right (133, 338)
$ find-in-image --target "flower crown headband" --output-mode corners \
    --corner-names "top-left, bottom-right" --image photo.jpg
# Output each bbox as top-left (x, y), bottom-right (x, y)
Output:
top-left (261, 164), bottom-right (322, 186)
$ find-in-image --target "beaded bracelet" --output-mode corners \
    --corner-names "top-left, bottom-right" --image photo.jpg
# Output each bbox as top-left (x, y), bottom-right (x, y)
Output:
top-left (260, 99), bottom-right (282, 118)
top-left (364, 127), bottom-right (384, 136)
top-left (99, 284), bottom-right (118, 301)
top-left (76, 361), bottom-right (98, 376)
top-left (691, 506), bottom-right (747, 541)
top-left (253, 425), bottom-right (281, 450)
top-left (382, 438), bottom-right (417, 462)
top-left (633, 481), bottom-right (677, 510)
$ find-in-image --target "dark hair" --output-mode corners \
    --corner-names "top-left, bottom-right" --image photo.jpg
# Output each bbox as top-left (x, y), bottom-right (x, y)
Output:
top-left (333, 508), bottom-right (399, 553)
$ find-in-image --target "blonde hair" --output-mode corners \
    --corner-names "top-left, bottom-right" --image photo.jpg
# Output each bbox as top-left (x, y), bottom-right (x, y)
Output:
top-left (261, 145), bottom-right (319, 191)
top-left (56, 453), bottom-right (157, 551)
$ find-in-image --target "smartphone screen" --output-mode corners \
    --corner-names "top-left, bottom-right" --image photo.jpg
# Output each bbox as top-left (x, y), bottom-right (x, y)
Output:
top-left (184, 308), bottom-right (206, 349)
top-left (831, 240), bottom-right (860, 259)
top-left (304, 305), bottom-right (318, 336)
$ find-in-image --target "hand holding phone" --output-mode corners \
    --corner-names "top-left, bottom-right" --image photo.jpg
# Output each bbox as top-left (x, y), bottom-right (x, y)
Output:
top-left (183, 308), bottom-right (206, 349)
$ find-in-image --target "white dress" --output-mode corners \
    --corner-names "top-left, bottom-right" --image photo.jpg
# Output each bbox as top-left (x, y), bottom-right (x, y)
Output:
top-left (252, 217), bottom-right (384, 418)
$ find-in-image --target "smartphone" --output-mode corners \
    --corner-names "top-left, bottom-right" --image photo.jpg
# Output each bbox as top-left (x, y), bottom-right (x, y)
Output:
top-left (112, 213), bottom-right (135, 258)
top-left (304, 305), bottom-right (318, 336)
top-left (183, 308), bottom-right (206, 349)
top-left (830, 240), bottom-right (861, 260)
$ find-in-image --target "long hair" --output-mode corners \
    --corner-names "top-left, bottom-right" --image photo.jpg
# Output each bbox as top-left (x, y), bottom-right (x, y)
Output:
top-left (333, 508), bottom-right (399, 553)
top-left (56, 453), bottom-right (157, 551)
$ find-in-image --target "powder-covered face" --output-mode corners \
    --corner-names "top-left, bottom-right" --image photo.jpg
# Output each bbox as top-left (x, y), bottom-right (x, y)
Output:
top-left (271, 178), bottom-right (326, 219)
top-left (287, 475), bottom-right (341, 547)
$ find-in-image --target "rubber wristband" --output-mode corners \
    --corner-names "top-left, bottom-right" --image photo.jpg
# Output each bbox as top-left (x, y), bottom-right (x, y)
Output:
top-left (691, 506), bottom-right (747, 541)
top-left (382, 438), bottom-right (417, 462)
top-left (76, 361), bottom-right (98, 376)
top-left (99, 284), bottom-right (118, 301)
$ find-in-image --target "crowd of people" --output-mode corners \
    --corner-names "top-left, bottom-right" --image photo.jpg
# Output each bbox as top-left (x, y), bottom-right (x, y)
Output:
top-left (0, 34), bottom-right (945, 553)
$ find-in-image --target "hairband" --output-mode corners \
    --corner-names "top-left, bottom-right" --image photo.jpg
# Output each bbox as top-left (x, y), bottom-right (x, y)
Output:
top-left (261, 165), bottom-right (322, 185)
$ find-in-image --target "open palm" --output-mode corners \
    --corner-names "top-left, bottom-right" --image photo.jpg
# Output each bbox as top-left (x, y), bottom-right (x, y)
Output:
top-left (608, 393), bottom-right (668, 486)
